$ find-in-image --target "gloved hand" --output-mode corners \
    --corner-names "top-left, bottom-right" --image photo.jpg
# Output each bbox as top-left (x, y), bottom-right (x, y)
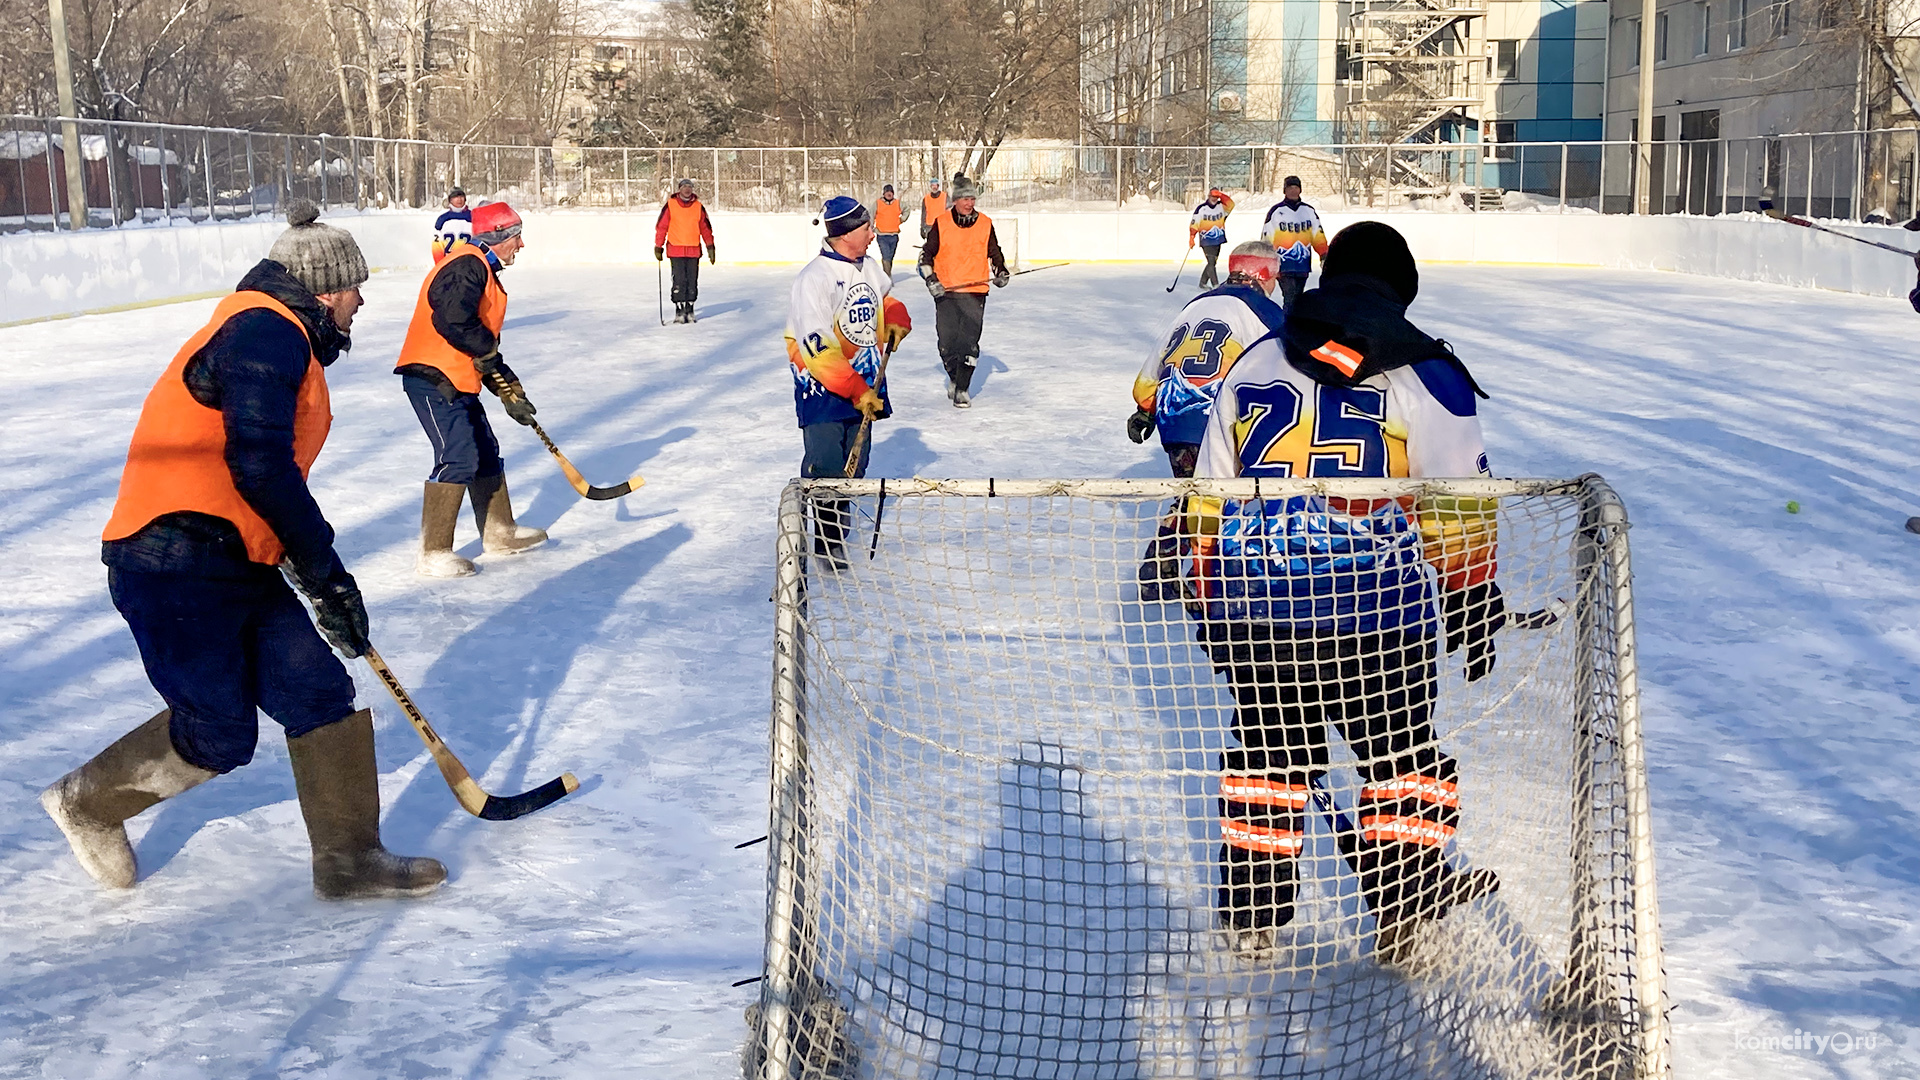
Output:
top-left (925, 274), bottom-right (946, 300)
top-left (474, 352), bottom-right (538, 426)
top-left (1127, 408), bottom-right (1155, 444)
top-left (654, 246), bottom-right (665, 261)
top-left (992, 268), bottom-right (1011, 288)
top-left (289, 556), bottom-right (370, 659)
top-left (1442, 582), bottom-right (1507, 682)
top-left (854, 388), bottom-right (885, 420)
top-left (1189, 233), bottom-right (1197, 249)
top-left (707, 243), bottom-right (718, 265)
top-left (881, 297), bottom-right (912, 350)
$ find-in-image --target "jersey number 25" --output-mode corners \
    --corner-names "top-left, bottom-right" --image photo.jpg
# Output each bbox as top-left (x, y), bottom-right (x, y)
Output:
top-left (1234, 381), bottom-right (1387, 477)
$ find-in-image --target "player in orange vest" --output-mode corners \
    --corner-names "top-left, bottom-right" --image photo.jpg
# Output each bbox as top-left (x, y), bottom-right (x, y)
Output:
top-left (873, 183), bottom-right (904, 275)
top-left (655, 178), bottom-right (716, 322)
top-left (917, 176), bottom-right (1009, 408)
top-left (395, 199), bottom-right (546, 578)
top-left (918, 178), bottom-right (946, 240)
top-left (41, 202), bottom-right (446, 901)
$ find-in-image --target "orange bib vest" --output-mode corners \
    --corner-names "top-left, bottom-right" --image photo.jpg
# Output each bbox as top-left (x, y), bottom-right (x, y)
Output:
top-left (921, 193), bottom-right (945, 224)
top-left (395, 243), bottom-right (506, 395)
top-left (932, 210), bottom-right (994, 295)
top-left (663, 198), bottom-right (706, 247)
top-left (874, 198), bottom-right (903, 234)
top-left (103, 292), bottom-right (331, 566)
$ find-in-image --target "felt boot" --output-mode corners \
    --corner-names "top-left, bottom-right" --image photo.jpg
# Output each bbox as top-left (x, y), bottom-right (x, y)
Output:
top-left (469, 474), bottom-right (547, 556)
top-left (287, 710), bottom-right (446, 899)
top-left (417, 481), bottom-right (478, 577)
top-left (41, 710), bottom-right (217, 888)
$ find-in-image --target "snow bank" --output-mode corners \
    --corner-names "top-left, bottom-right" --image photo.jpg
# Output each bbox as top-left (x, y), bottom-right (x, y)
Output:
top-left (8, 206), bottom-right (1918, 324)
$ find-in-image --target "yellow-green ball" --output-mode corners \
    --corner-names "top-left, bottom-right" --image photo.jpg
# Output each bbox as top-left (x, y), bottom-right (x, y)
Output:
top-left (1786, 501), bottom-right (1801, 514)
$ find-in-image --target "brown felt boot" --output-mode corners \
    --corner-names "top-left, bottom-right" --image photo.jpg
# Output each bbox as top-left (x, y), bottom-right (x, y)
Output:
top-left (287, 710), bottom-right (446, 900)
top-left (417, 481), bottom-right (477, 578)
top-left (41, 710), bottom-right (217, 888)
top-left (469, 474), bottom-right (547, 556)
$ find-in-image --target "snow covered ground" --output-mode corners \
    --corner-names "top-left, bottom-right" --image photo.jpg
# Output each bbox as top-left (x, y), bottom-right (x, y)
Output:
top-left (2, 261), bottom-right (1918, 1079)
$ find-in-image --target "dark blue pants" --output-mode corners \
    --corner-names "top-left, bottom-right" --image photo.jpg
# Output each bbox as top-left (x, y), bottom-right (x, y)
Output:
top-left (109, 567), bottom-right (356, 773)
top-left (877, 233), bottom-right (900, 268)
top-left (801, 418), bottom-right (871, 480)
top-left (404, 374), bottom-right (503, 485)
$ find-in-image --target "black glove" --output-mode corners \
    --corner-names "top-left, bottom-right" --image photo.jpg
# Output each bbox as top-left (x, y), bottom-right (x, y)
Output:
top-left (707, 243), bottom-right (717, 265)
top-left (475, 352), bottom-right (538, 426)
top-left (925, 274), bottom-right (946, 300)
top-left (992, 268), bottom-right (1011, 288)
top-left (1442, 582), bottom-right (1506, 682)
top-left (654, 245), bottom-right (665, 260)
top-left (1127, 408), bottom-right (1155, 444)
top-left (290, 556), bottom-right (370, 659)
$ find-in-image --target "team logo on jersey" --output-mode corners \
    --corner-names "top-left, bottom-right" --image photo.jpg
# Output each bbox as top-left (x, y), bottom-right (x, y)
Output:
top-left (839, 282), bottom-right (880, 349)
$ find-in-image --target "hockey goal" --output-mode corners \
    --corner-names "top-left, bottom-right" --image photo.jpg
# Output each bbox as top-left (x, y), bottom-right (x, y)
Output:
top-left (748, 476), bottom-right (1667, 1080)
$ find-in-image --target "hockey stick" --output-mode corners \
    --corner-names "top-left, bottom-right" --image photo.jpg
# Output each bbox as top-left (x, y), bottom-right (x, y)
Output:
top-left (528, 418), bottom-right (645, 500)
top-left (842, 340), bottom-right (899, 478)
top-left (363, 646), bottom-right (579, 821)
top-left (656, 259), bottom-right (666, 326)
top-left (1166, 246), bottom-right (1195, 292)
top-left (1759, 193), bottom-right (1919, 257)
top-left (940, 262), bottom-right (1071, 292)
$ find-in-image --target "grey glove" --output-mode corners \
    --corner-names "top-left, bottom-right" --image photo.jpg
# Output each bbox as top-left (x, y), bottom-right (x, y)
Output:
top-left (475, 351), bottom-right (538, 426)
top-left (992, 268), bottom-right (1011, 288)
top-left (925, 274), bottom-right (946, 300)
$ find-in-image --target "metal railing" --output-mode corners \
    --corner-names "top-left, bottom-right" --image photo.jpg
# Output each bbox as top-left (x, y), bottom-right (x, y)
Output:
top-left (5, 114), bottom-right (1917, 233)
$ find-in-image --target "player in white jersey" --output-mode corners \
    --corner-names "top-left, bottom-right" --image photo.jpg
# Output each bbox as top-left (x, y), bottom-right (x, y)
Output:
top-left (1187, 221), bottom-right (1507, 962)
top-left (1188, 188), bottom-right (1235, 288)
top-left (785, 196), bottom-right (912, 567)
top-left (1260, 175), bottom-right (1327, 311)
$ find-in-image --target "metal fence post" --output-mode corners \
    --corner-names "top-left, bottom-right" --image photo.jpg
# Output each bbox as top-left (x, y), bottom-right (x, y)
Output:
top-left (318, 134), bottom-right (330, 209)
top-left (1559, 141), bottom-right (1568, 213)
top-left (623, 147), bottom-right (631, 207)
top-left (201, 128), bottom-right (214, 219)
top-left (246, 131), bottom-right (257, 218)
top-left (714, 147), bottom-right (722, 209)
top-left (157, 128), bottom-right (174, 225)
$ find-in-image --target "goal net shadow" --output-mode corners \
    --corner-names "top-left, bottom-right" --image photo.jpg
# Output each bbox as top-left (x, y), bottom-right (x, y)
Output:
top-left (746, 477), bottom-right (1668, 1080)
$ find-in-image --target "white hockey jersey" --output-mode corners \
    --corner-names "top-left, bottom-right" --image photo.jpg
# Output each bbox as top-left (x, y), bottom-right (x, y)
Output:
top-left (783, 246), bottom-right (898, 427)
top-left (1261, 200), bottom-right (1327, 277)
top-left (1132, 282), bottom-right (1287, 446)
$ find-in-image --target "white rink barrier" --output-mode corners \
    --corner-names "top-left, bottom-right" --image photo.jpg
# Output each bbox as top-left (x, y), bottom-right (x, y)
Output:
top-left (5, 207), bottom-right (1916, 324)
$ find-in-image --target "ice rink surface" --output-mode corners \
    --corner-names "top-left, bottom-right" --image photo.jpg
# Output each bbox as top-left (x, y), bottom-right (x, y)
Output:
top-left (2, 260), bottom-right (1918, 1079)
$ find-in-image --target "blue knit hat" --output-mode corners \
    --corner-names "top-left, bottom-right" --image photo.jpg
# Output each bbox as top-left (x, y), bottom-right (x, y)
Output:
top-left (819, 195), bottom-right (871, 237)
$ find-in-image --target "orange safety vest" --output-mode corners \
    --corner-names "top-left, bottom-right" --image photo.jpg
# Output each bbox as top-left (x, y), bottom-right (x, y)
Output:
top-left (394, 242), bottom-right (506, 395)
top-left (920, 192), bottom-right (946, 224)
top-left (662, 197), bottom-right (707, 248)
top-left (103, 292), bottom-right (331, 566)
top-left (931, 210), bottom-right (994, 295)
top-left (874, 197), bottom-right (903, 234)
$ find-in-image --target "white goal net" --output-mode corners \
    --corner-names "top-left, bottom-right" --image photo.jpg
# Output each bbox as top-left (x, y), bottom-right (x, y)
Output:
top-left (748, 476), bottom-right (1667, 1080)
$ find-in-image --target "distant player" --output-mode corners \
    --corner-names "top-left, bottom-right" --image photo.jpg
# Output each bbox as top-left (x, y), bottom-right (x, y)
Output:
top-left (1129, 240), bottom-right (1288, 599)
top-left (1261, 175), bottom-right (1327, 310)
top-left (919, 178), bottom-right (946, 241)
top-left (785, 196), bottom-right (912, 568)
top-left (655, 179), bottom-right (716, 323)
top-left (918, 176), bottom-right (1009, 408)
top-left (874, 183), bottom-right (904, 276)
top-left (1189, 188), bottom-right (1235, 288)
top-left (1186, 221), bottom-right (1505, 962)
top-left (432, 187), bottom-right (471, 262)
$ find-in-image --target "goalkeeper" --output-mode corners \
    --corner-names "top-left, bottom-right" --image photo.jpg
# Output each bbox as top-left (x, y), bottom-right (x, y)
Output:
top-left (1185, 221), bottom-right (1506, 961)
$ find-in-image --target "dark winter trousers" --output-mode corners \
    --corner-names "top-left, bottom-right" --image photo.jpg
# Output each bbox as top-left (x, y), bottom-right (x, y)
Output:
top-left (1201, 624), bottom-right (1456, 931)
top-left (403, 375), bottom-right (503, 485)
top-left (1278, 274), bottom-right (1309, 311)
top-left (670, 256), bottom-right (701, 304)
top-left (934, 291), bottom-right (988, 392)
top-left (801, 418), bottom-right (874, 558)
top-left (877, 233), bottom-right (900, 272)
top-left (1163, 442), bottom-right (1200, 479)
top-left (1198, 243), bottom-right (1223, 289)
top-left (109, 566), bottom-right (356, 774)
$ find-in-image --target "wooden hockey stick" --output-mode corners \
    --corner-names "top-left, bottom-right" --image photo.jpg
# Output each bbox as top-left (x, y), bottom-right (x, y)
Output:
top-left (1166, 246), bottom-right (1195, 292)
top-left (842, 341), bottom-right (899, 478)
top-left (528, 418), bottom-right (645, 500)
top-left (939, 261), bottom-right (1071, 292)
top-left (364, 646), bottom-right (580, 821)
top-left (1759, 193), bottom-right (1919, 257)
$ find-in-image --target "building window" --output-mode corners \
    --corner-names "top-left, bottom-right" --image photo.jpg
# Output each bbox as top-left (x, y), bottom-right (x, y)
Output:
top-left (1729, 0), bottom-right (1748, 48)
top-left (1697, 3), bottom-right (1711, 53)
top-left (1770, 0), bottom-right (1790, 35)
top-left (1627, 18), bottom-right (1640, 69)
top-left (1493, 39), bottom-right (1519, 79)
top-left (1656, 12), bottom-right (1669, 60)
top-left (1488, 120), bottom-right (1517, 160)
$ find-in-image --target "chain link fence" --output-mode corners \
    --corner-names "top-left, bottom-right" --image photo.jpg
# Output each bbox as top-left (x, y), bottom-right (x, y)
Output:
top-left (6, 115), bottom-right (1917, 233)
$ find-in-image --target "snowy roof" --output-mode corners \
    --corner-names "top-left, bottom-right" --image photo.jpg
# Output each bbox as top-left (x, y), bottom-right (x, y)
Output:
top-left (0, 131), bottom-right (178, 164)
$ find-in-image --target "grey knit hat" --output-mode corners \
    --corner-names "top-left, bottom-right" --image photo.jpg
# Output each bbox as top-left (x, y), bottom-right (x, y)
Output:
top-left (951, 176), bottom-right (980, 200)
top-left (269, 200), bottom-right (369, 295)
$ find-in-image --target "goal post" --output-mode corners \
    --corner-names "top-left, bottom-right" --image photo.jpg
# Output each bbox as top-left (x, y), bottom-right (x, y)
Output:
top-left (750, 475), bottom-right (1668, 1080)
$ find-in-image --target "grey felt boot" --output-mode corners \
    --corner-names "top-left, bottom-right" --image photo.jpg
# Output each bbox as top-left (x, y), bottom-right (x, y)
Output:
top-left (417, 481), bottom-right (478, 577)
top-left (287, 710), bottom-right (446, 900)
top-left (41, 710), bottom-right (217, 888)
top-left (468, 474), bottom-right (547, 556)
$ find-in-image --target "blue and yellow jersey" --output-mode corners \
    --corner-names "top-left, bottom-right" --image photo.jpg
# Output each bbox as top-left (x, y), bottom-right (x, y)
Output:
top-left (784, 246), bottom-right (898, 428)
top-left (1262, 201), bottom-right (1328, 277)
top-left (1187, 334), bottom-right (1493, 632)
top-left (1189, 195), bottom-right (1233, 247)
top-left (1132, 283), bottom-right (1287, 446)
